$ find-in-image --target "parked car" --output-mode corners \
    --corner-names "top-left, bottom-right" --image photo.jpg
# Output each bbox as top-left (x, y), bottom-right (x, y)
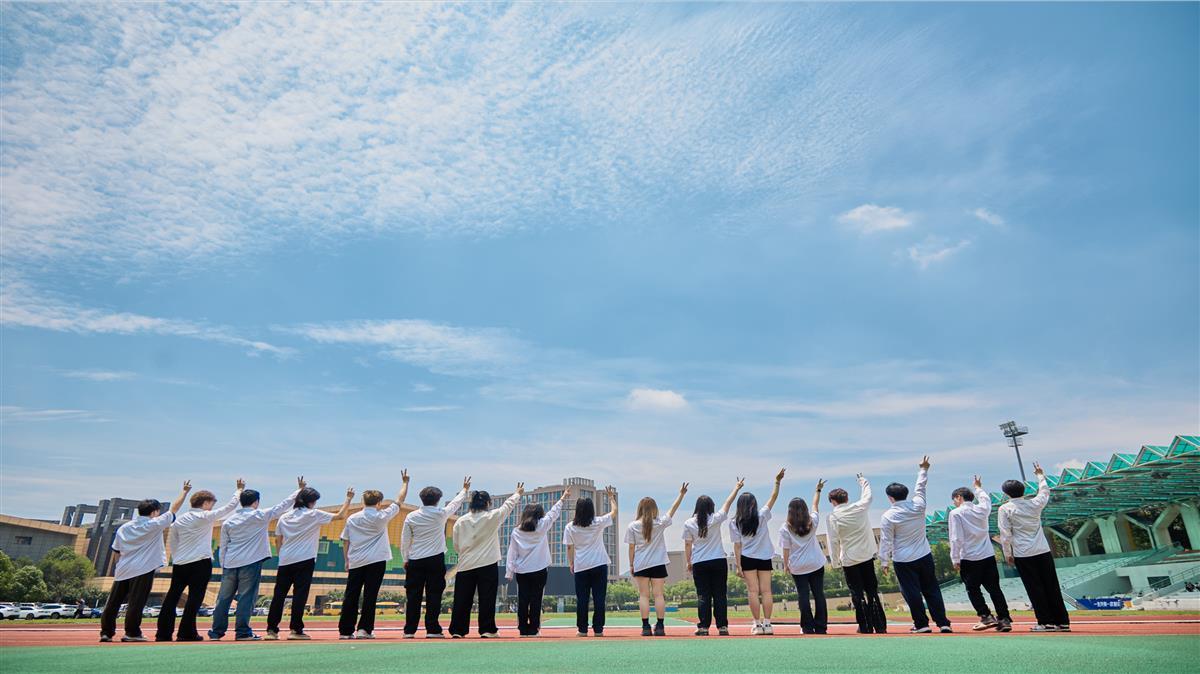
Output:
top-left (34, 604), bottom-right (73, 619)
top-left (143, 605), bottom-right (162, 617)
top-left (0, 604), bottom-right (18, 619)
top-left (197, 606), bottom-right (213, 617)
top-left (252, 607), bottom-right (268, 616)
top-left (15, 603), bottom-right (39, 620)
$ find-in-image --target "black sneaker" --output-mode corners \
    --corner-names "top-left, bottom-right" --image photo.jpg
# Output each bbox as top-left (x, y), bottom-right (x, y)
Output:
top-left (717, 627), bottom-right (729, 636)
top-left (997, 619), bottom-right (1012, 633)
top-left (939, 625), bottom-right (953, 634)
top-left (653, 622), bottom-right (666, 637)
top-left (640, 625), bottom-right (652, 637)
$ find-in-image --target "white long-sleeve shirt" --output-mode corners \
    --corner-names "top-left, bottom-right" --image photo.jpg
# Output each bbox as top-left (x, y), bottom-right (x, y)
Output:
top-left (778, 512), bottom-right (825, 576)
top-left (218, 490), bottom-right (298, 570)
top-left (170, 491), bottom-right (241, 565)
top-left (341, 503), bottom-right (401, 569)
top-left (826, 476), bottom-right (875, 567)
top-left (948, 485), bottom-right (995, 564)
top-left (112, 512), bottom-right (175, 581)
top-left (998, 474), bottom-right (1051, 559)
top-left (277, 507), bottom-right (336, 566)
top-left (401, 489), bottom-right (467, 562)
top-left (452, 493), bottom-right (522, 573)
top-left (505, 500), bottom-right (563, 579)
top-left (879, 468), bottom-right (931, 566)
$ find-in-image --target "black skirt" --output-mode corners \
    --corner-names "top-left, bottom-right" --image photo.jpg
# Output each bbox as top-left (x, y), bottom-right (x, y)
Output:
top-left (633, 564), bottom-right (669, 579)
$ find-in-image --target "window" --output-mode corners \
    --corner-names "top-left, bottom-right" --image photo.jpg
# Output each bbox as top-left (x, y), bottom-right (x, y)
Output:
top-left (318, 540), bottom-right (330, 555)
top-left (14, 536), bottom-right (32, 545)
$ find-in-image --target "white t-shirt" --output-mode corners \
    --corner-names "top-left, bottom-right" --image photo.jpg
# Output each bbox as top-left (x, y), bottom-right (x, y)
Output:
top-left (505, 501), bottom-right (563, 578)
top-left (625, 515), bottom-right (673, 572)
top-left (563, 514), bottom-right (613, 573)
top-left (778, 513), bottom-right (825, 575)
top-left (341, 503), bottom-right (401, 570)
top-left (729, 506), bottom-right (774, 560)
top-left (170, 492), bottom-right (240, 565)
top-left (682, 510), bottom-right (729, 564)
top-left (276, 507), bottom-right (336, 566)
top-left (112, 513), bottom-right (175, 581)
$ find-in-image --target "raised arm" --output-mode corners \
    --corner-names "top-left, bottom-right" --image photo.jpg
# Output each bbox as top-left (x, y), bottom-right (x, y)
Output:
top-left (667, 482), bottom-right (689, 518)
top-left (169, 481), bottom-right (192, 515)
top-left (496, 483), bottom-right (524, 520)
top-left (972, 475), bottom-right (991, 515)
top-left (211, 479), bottom-right (245, 520)
top-left (265, 479), bottom-right (304, 521)
top-left (765, 468), bottom-right (786, 510)
top-left (539, 486), bottom-right (570, 532)
top-left (444, 476), bottom-right (471, 514)
top-left (1030, 462), bottom-right (1050, 509)
top-left (913, 456), bottom-right (930, 510)
top-left (848, 473), bottom-right (872, 512)
top-left (812, 478), bottom-right (826, 516)
top-left (605, 485), bottom-right (618, 521)
top-left (333, 487), bottom-right (356, 521)
top-left (395, 469), bottom-right (410, 506)
top-left (721, 477), bottom-right (746, 514)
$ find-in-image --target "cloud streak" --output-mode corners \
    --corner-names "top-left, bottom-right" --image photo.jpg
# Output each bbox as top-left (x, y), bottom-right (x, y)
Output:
top-left (905, 237), bottom-right (971, 269)
top-left (838, 204), bottom-right (914, 234)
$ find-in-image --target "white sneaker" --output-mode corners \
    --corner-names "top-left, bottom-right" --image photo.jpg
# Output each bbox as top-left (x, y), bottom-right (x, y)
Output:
top-left (403, 633), bottom-right (415, 639)
top-left (480, 632), bottom-right (499, 638)
top-left (263, 630), bottom-right (279, 641)
top-left (355, 629), bottom-right (373, 639)
top-left (750, 622), bottom-right (765, 636)
top-left (763, 621), bottom-right (774, 635)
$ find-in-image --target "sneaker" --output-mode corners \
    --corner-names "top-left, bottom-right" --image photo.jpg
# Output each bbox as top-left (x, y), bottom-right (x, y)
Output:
top-left (98, 635), bottom-right (112, 643)
top-left (355, 630), bottom-right (374, 640)
top-left (910, 626), bottom-right (933, 634)
top-left (1056, 625), bottom-right (1071, 632)
top-left (177, 635), bottom-right (205, 642)
top-left (640, 625), bottom-right (652, 637)
top-left (593, 631), bottom-right (604, 637)
top-left (653, 623), bottom-right (666, 637)
top-left (426, 632), bottom-right (445, 639)
top-left (451, 634), bottom-right (463, 639)
top-left (403, 633), bottom-right (416, 639)
top-left (481, 632), bottom-right (499, 638)
top-left (939, 626), bottom-right (953, 634)
top-left (1029, 624), bottom-right (1054, 632)
top-left (339, 634), bottom-right (355, 640)
top-left (235, 634), bottom-right (262, 641)
top-left (576, 631), bottom-right (588, 637)
top-left (762, 621), bottom-right (774, 635)
top-left (154, 636), bottom-right (172, 642)
top-left (287, 631), bottom-right (310, 640)
top-left (694, 628), bottom-right (710, 636)
top-left (120, 635), bottom-right (148, 642)
top-left (997, 619), bottom-right (1012, 633)
top-left (717, 627), bottom-right (729, 636)
top-left (750, 622), bottom-right (765, 636)
top-left (973, 616), bottom-right (998, 631)
top-left (264, 630), bottom-right (279, 641)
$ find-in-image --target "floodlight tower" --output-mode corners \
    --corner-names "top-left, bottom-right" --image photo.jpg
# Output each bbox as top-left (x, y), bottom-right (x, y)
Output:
top-left (999, 421), bottom-right (1029, 482)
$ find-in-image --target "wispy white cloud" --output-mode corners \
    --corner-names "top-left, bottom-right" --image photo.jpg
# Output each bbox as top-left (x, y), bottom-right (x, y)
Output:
top-left (904, 237), bottom-right (971, 269)
top-left (626, 387), bottom-right (689, 412)
top-left (0, 280), bottom-right (294, 357)
top-left (411, 382), bottom-right (435, 393)
top-left (283, 319), bottom-right (523, 376)
top-left (0, 405), bottom-right (109, 423)
top-left (838, 204), bottom-right (914, 234)
top-left (56, 369), bottom-right (137, 382)
top-left (707, 390), bottom-right (983, 419)
top-left (1052, 458), bottom-right (1087, 473)
top-left (970, 207), bottom-right (1005, 226)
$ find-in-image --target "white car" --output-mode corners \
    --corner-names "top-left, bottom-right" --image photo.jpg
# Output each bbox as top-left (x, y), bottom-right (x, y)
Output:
top-left (0, 604), bottom-right (18, 619)
top-left (14, 603), bottom-right (39, 620)
top-left (33, 603), bottom-right (72, 619)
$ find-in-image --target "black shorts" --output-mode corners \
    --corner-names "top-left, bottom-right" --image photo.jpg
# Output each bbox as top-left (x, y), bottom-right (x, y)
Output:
top-left (633, 564), bottom-right (668, 579)
top-left (740, 555), bottom-right (773, 572)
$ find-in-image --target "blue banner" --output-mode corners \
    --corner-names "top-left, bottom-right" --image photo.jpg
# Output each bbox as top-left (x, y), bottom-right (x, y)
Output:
top-left (1077, 597), bottom-right (1128, 610)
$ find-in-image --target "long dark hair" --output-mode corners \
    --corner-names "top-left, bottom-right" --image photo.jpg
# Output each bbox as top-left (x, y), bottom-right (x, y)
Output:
top-left (519, 503), bottom-right (544, 532)
top-left (735, 492), bottom-right (759, 537)
top-left (573, 496), bottom-right (595, 528)
top-left (294, 487), bottom-right (320, 509)
top-left (787, 497), bottom-right (812, 536)
top-left (693, 495), bottom-right (715, 538)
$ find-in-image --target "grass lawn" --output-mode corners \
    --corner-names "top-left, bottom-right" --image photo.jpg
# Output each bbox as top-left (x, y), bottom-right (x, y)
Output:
top-left (2, 636), bottom-right (1197, 673)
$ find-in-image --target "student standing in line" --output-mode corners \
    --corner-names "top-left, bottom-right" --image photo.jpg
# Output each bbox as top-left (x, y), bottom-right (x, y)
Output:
top-left (339, 472), bottom-right (409, 640)
top-left (779, 479), bottom-right (828, 635)
top-left (879, 456), bottom-right (952, 634)
top-left (505, 486), bottom-right (571, 637)
top-left (266, 484), bottom-right (355, 640)
top-left (449, 483), bottom-right (524, 638)
top-left (627, 482), bottom-right (689, 637)
top-left (682, 477), bottom-right (745, 636)
top-left (209, 477), bottom-right (304, 641)
top-left (99, 482), bottom-right (191, 643)
top-left (949, 475), bottom-right (1012, 632)
top-left (731, 468), bottom-right (785, 635)
top-left (826, 473), bottom-right (887, 634)
top-left (998, 462), bottom-right (1069, 632)
top-left (400, 476), bottom-right (470, 638)
top-left (155, 478), bottom-right (243, 642)
top-left (564, 486), bottom-right (618, 637)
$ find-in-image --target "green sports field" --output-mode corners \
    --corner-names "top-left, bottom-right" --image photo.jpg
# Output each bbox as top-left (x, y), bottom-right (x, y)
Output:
top-left (3, 636), bottom-right (1197, 673)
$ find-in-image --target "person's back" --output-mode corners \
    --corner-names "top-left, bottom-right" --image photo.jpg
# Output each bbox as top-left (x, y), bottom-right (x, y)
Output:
top-left (220, 490), bottom-right (295, 570)
top-left (998, 472), bottom-right (1051, 559)
top-left (113, 512), bottom-right (175, 581)
top-left (879, 467), bottom-right (930, 566)
top-left (506, 500), bottom-right (563, 576)
top-left (452, 491), bottom-right (520, 572)
top-left (827, 475), bottom-right (875, 567)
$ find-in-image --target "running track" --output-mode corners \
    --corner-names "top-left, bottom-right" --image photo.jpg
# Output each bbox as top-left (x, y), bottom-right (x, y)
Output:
top-left (2, 615), bottom-right (1196, 647)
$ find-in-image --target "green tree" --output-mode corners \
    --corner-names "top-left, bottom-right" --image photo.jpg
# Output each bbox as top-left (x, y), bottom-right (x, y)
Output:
top-left (664, 580), bottom-right (695, 603)
top-left (37, 546), bottom-right (95, 601)
top-left (0, 551), bottom-right (16, 599)
top-left (930, 542), bottom-right (955, 583)
top-left (606, 581), bottom-right (638, 608)
top-left (726, 574), bottom-right (747, 599)
top-left (770, 570), bottom-right (792, 595)
top-left (11, 566), bottom-right (49, 602)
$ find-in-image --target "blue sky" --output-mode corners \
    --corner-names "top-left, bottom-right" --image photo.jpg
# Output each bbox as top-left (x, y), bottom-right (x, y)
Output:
top-left (1, 3), bottom-right (1197, 564)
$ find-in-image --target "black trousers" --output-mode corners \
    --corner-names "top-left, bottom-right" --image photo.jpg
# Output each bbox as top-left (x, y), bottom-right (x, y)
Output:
top-left (792, 567), bottom-right (828, 634)
top-left (574, 564), bottom-right (608, 634)
top-left (842, 559), bottom-right (887, 633)
top-left (267, 559), bottom-right (315, 634)
top-left (404, 553), bottom-right (447, 635)
top-left (155, 559), bottom-right (213, 640)
top-left (100, 570), bottom-right (155, 638)
top-left (1014, 552), bottom-right (1070, 626)
top-left (339, 561), bottom-right (386, 635)
top-left (691, 558), bottom-right (728, 629)
top-left (450, 563), bottom-right (499, 636)
top-left (894, 553), bottom-right (950, 629)
top-left (515, 568), bottom-right (548, 635)
top-left (960, 556), bottom-right (1010, 621)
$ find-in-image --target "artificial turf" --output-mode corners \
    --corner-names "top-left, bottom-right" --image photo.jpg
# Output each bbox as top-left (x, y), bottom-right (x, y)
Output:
top-left (2, 636), bottom-right (1196, 673)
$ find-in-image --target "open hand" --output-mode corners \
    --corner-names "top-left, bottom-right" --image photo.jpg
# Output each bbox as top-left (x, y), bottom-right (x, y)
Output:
top-left (182, 480), bottom-right (192, 492)
top-left (236, 478), bottom-right (245, 491)
top-left (775, 468), bottom-right (786, 483)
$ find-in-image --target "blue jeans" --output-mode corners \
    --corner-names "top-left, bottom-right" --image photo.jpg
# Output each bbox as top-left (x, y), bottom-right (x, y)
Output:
top-left (208, 560), bottom-right (263, 639)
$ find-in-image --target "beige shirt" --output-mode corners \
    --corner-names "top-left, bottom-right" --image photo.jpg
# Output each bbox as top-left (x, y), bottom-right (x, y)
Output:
top-left (451, 493), bottom-right (521, 573)
top-left (826, 475), bottom-right (876, 567)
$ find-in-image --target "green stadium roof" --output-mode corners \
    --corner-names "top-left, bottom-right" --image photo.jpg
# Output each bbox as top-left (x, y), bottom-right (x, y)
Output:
top-left (926, 434), bottom-right (1200, 543)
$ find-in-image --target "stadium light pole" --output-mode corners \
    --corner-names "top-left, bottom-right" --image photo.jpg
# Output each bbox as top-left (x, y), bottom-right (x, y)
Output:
top-left (999, 421), bottom-right (1029, 482)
